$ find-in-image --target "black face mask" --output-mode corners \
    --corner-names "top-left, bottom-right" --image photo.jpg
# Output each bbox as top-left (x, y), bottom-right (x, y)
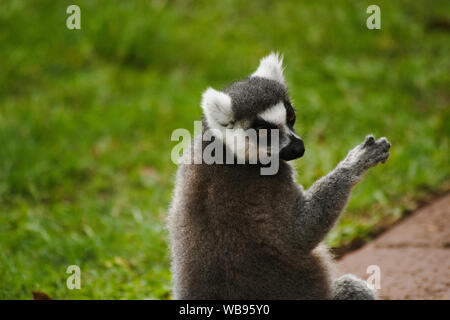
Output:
top-left (280, 135), bottom-right (305, 161)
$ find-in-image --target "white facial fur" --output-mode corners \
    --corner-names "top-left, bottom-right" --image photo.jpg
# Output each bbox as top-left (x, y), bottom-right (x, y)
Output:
top-left (259, 102), bottom-right (297, 149)
top-left (251, 52), bottom-right (285, 85)
top-left (259, 102), bottom-right (286, 125)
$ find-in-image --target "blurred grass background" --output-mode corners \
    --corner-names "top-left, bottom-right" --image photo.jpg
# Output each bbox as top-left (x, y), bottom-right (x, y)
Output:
top-left (0, 0), bottom-right (448, 299)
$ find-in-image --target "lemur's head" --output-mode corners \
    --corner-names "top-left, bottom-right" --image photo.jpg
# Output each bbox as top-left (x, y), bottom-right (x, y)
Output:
top-left (201, 53), bottom-right (304, 163)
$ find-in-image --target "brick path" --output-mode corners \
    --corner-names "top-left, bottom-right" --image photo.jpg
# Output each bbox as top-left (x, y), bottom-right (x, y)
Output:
top-left (337, 194), bottom-right (450, 299)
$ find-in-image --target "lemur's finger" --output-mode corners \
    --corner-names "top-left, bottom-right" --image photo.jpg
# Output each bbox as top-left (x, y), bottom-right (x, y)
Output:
top-left (376, 137), bottom-right (391, 152)
top-left (380, 152), bottom-right (390, 164)
top-left (363, 135), bottom-right (375, 147)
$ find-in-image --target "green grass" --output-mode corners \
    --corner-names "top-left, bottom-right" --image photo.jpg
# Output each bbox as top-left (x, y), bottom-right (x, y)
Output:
top-left (0, 0), bottom-right (449, 299)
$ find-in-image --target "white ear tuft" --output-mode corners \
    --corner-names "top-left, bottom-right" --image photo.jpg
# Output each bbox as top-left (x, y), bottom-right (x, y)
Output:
top-left (201, 88), bottom-right (233, 128)
top-left (251, 52), bottom-right (285, 85)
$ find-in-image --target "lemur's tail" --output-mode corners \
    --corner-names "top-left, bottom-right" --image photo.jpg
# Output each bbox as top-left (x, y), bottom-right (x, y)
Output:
top-left (332, 274), bottom-right (377, 300)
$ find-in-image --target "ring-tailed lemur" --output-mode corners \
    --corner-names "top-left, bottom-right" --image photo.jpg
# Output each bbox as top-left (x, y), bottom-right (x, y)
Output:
top-left (168, 53), bottom-right (390, 299)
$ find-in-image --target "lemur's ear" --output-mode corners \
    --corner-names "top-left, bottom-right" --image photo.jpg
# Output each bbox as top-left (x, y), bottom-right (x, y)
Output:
top-left (251, 52), bottom-right (285, 85)
top-left (201, 87), bottom-right (233, 128)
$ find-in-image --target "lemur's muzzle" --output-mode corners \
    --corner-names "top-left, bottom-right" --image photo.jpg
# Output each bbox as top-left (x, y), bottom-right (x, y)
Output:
top-left (280, 136), bottom-right (305, 161)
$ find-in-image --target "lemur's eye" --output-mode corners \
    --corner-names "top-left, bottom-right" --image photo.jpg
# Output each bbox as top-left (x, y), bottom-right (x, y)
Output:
top-left (287, 111), bottom-right (296, 124)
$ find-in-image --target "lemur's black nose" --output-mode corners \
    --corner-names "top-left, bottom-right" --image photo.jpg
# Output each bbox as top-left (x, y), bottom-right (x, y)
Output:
top-left (293, 139), bottom-right (305, 158)
top-left (280, 138), bottom-right (305, 161)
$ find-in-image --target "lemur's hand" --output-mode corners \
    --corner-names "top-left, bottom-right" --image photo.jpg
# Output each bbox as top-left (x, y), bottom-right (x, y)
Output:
top-left (341, 135), bottom-right (390, 175)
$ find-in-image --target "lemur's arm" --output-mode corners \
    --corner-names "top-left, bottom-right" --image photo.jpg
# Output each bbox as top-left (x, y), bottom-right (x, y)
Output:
top-left (292, 135), bottom-right (390, 251)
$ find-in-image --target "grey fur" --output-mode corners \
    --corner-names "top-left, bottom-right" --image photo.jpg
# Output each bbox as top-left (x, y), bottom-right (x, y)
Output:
top-left (167, 60), bottom-right (390, 300)
top-left (224, 77), bottom-right (289, 120)
top-left (333, 274), bottom-right (377, 300)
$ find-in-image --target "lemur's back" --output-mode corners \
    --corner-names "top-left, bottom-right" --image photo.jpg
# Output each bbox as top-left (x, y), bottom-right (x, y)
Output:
top-left (168, 149), bottom-right (334, 299)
